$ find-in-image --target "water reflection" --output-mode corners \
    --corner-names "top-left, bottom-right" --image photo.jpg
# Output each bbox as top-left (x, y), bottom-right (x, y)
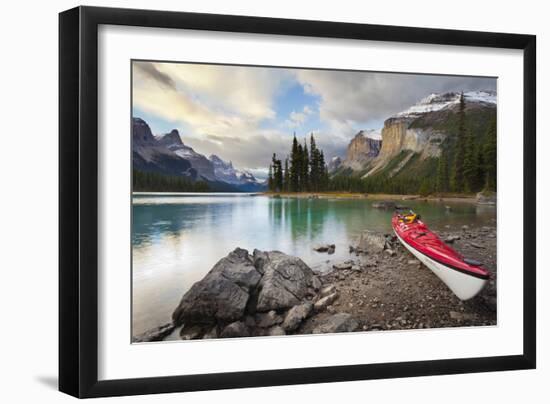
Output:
top-left (132, 194), bottom-right (495, 335)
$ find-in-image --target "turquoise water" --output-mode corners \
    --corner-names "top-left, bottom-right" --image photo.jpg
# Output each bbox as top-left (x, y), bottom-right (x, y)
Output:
top-left (132, 193), bottom-right (496, 335)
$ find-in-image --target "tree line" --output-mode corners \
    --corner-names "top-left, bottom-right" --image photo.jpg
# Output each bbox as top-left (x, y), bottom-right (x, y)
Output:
top-left (268, 133), bottom-right (330, 192)
top-left (436, 92), bottom-right (497, 194)
top-left (133, 169), bottom-right (210, 192)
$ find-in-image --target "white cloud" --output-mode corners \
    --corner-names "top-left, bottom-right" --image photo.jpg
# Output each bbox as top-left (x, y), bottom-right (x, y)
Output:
top-left (284, 105), bottom-right (314, 128)
top-left (294, 69), bottom-right (496, 132)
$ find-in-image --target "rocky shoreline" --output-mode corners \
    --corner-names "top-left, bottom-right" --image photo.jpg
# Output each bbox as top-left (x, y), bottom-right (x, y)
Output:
top-left (133, 221), bottom-right (497, 343)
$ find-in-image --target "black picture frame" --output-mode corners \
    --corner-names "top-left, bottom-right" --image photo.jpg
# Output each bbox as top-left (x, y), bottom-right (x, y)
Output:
top-left (59, 6), bottom-right (536, 398)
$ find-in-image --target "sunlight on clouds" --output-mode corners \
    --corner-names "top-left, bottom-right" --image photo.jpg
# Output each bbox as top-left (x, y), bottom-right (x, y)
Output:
top-left (132, 61), bottom-right (496, 169)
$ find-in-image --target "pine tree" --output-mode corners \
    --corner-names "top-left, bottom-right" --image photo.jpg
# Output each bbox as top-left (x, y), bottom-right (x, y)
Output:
top-left (267, 164), bottom-right (273, 191)
top-left (319, 151), bottom-right (328, 191)
top-left (290, 133), bottom-right (300, 192)
top-left (451, 92), bottom-right (466, 192)
top-left (475, 146), bottom-right (485, 191)
top-left (463, 129), bottom-right (477, 193)
top-left (272, 153), bottom-right (283, 192)
top-left (309, 134), bottom-right (321, 191)
top-left (484, 117), bottom-right (497, 191)
top-left (436, 153), bottom-right (449, 193)
top-left (302, 140), bottom-right (309, 192)
top-left (283, 158), bottom-right (290, 192)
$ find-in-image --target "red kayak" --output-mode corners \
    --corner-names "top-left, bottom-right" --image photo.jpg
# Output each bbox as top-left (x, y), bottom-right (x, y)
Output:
top-left (392, 211), bottom-right (489, 300)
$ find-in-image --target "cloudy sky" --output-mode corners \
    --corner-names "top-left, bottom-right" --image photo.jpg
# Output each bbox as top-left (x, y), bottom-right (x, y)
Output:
top-left (132, 61), bottom-right (496, 180)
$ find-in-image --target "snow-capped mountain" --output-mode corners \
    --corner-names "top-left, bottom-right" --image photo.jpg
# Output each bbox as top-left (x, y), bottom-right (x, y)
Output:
top-left (132, 117), bottom-right (265, 192)
top-left (156, 129), bottom-right (217, 181)
top-left (209, 154), bottom-right (260, 186)
top-left (395, 90), bottom-right (496, 118)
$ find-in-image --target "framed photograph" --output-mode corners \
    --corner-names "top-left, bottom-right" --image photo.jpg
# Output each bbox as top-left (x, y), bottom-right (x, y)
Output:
top-left (59, 6), bottom-right (536, 398)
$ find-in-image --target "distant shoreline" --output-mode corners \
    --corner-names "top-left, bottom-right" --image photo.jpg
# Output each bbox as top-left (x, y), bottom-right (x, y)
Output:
top-left (262, 191), bottom-right (479, 203)
top-left (132, 190), bottom-right (481, 203)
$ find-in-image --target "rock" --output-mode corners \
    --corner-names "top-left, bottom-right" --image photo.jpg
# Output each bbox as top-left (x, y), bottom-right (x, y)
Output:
top-left (385, 249), bottom-right (396, 257)
top-left (445, 235), bottom-right (461, 243)
top-left (180, 324), bottom-right (205, 340)
top-left (220, 321), bottom-right (250, 338)
top-left (202, 326), bottom-right (218, 339)
top-left (476, 191), bottom-right (496, 205)
top-left (313, 243), bottom-right (335, 253)
top-left (314, 292), bottom-right (339, 312)
top-left (282, 302), bottom-right (313, 331)
top-left (327, 245), bottom-right (335, 255)
top-left (351, 265), bottom-right (361, 271)
top-left (355, 230), bottom-right (387, 253)
top-left (254, 250), bottom-right (321, 312)
top-left (172, 248), bottom-right (261, 325)
top-left (449, 311), bottom-right (474, 321)
top-left (173, 248), bottom-right (320, 328)
top-left (133, 323), bottom-right (175, 343)
top-left (407, 259), bottom-right (419, 265)
top-left (267, 325), bottom-right (286, 336)
top-left (372, 201), bottom-right (396, 209)
top-left (462, 225), bottom-right (470, 230)
top-left (320, 285), bottom-right (337, 297)
top-left (256, 310), bottom-right (283, 328)
top-left (333, 262), bottom-right (352, 270)
top-left (312, 313), bottom-right (359, 334)
top-left (469, 242), bottom-right (484, 249)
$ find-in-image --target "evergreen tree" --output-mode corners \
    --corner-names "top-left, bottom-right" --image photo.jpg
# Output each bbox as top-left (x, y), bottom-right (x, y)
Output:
top-left (290, 133), bottom-right (300, 192)
top-left (484, 117), bottom-right (497, 191)
top-left (463, 129), bottom-right (477, 193)
top-left (451, 92), bottom-right (466, 192)
top-left (296, 143), bottom-right (304, 191)
top-left (309, 133), bottom-right (321, 191)
top-left (302, 140), bottom-right (309, 191)
top-left (475, 146), bottom-right (485, 191)
top-left (272, 153), bottom-right (283, 192)
top-left (267, 164), bottom-right (273, 191)
top-left (283, 158), bottom-right (290, 192)
top-left (436, 153), bottom-right (449, 193)
top-left (319, 151), bottom-right (328, 191)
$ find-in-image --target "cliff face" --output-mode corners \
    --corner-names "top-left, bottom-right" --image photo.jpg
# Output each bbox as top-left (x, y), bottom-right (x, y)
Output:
top-left (342, 131), bottom-right (382, 171)
top-left (333, 91), bottom-right (496, 179)
top-left (364, 118), bottom-right (445, 177)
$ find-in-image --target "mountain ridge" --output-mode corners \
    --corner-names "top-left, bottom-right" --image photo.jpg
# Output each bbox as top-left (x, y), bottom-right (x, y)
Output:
top-left (132, 118), bottom-right (265, 192)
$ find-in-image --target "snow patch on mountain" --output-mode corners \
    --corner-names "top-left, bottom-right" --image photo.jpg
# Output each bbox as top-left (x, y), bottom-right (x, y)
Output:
top-left (209, 154), bottom-right (260, 185)
top-left (395, 90), bottom-right (496, 118)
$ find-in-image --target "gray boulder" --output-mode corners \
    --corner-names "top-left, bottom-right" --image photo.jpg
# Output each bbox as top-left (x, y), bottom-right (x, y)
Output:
top-left (314, 292), bottom-right (339, 312)
top-left (266, 325), bottom-right (286, 336)
top-left (313, 243), bottom-right (335, 253)
top-left (180, 324), bottom-right (204, 340)
top-left (282, 302), bottom-right (313, 332)
top-left (220, 321), bottom-right (250, 338)
top-left (172, 248), bottom-right (261, 325)
top-left (132, 323), bottom-right (175, 343)
top-left (256, 310), bottom-right (283, 328)
top-left (254, 250), bottom-right (321, 312)
top-left (312, 313), bottom-right (359, 334)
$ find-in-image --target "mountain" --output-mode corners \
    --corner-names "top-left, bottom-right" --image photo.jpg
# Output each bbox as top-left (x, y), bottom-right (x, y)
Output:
top-left (328, 156), bottom-right (342, 172)
top-left (340, 130), bottom-right (382, 171)
top-left (156, 129), bottom-right (217, 181)
top-left (132, 117), bottom-right (265, 192)
top-left (209, 155), bottom-right (265, 192)
top-left (332, 90), bottom-right (496, 182)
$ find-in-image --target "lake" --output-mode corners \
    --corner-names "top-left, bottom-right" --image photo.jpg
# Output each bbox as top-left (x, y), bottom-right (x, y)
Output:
top-left (132, 193), bottom-right (496, 336)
